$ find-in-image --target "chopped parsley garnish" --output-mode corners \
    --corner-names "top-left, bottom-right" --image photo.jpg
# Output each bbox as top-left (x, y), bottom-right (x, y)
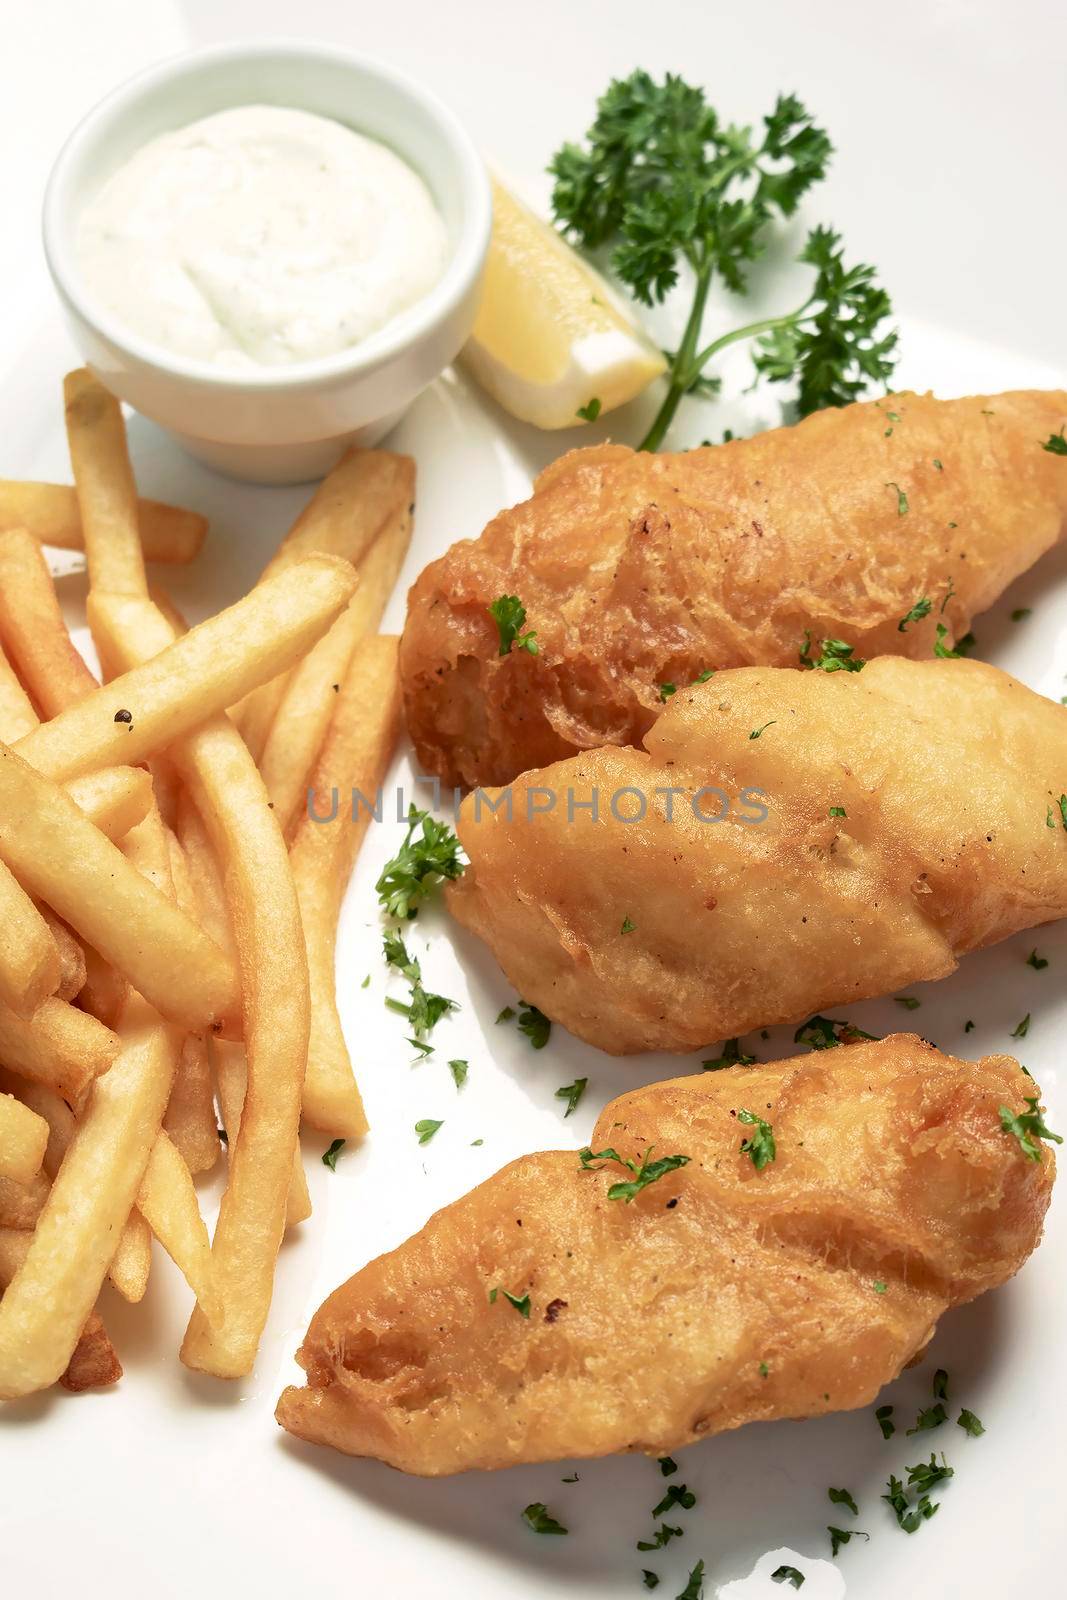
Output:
top-left (376, 806), bottom-right (465, 920)
top-left (1011, 607), bottom-right (1032, 622)
top-left (496, 1005), bottom-right (516, 1023)
top-left (702, 1037), bottom-right (755, 1071)
top-left (798, 633), bottom-right (866, 672)
top-left (933, 622), bottom-right (960, 658)
top-left (693, 668), bottom-right (715, 683)
top-left (795, 1014), bottom-right (878, 1050)
top-left (522, 1502), bottom-right (567, 1535)
top-left (955, 630), bottom-right (976, 655)
top-left (759, 1360), bottom-right (770, 1378)
top-left (642, 1575), bottom-right (660, 1591)
top-left (414, 1118), bottom-right (443, 1146)
top-left (964, 1019), bottom-right (975, 1032)
top-left (555, 1078), bottom-right (588, 1117)
top-left (999, 1096), bottom-right (1063, 1161)
top-left (749, 720), bottom-right (777, 739)
top-left (1042, 427), bottom-right (1067, 455)
top-left (828, 1526), bottom-right (868, 1557)
top-left (873, 1280), bottom-right (887, 1294)
top-left (883, 1454), bottom-right (954, 1532)
top-left (576, 397), bottom-right (602, 421)
top-left (385, 983), bottom-right (457, 1041)
top-left (517, 1000), bottom-right (552, 1049)
top-left (489, 594), bottom-right (539, 656)
top-left (828, 806), bottom-right (847, 818)
top-left (828, 1487), bottom-right (858, 1516)
top-left (490, 1286), bottom-right (531, 1318)
top-left (738, 1108), bottom-right (776, 1169)
top-left (621, 915), bottom-right (637, 933)
top-left (875, 1404), bottom-right (895, 1439)
top-left (771, 1568), bottom-right (805, 1589)
top-left (652, 1484), bottom-right (696, 1517)
top-left (957, 1408), bottom-right (985, 1437)
top-left (322, 1138), bottom-right (345, 1171)
top-left (933, 457), bottom-right (943, 471)
top-left (885, 481), bottom-right (908, 516)
top-left (895, 996), bottom-right (921, 1011)
top-left (906, 1403), bottom-right (947, 1435)
top-left (898, 596), bottom-right (931, 631)
top-left (659, 682), bottom-right (677, 702)
top-left (408, 1037), bottom-right (434, 1058)
top-left (549, 74), bottom-right (896, 451)
top-left (1026, 949), bottom-right (1049, 970)
top-left (383, 929), bottom-right (419, 980)
top-left (1011, 1013), bottom-right (1031, 1039)
top-left (579, 1144), bottom-right (691, 1201)
top-left (676, 1561), bottom-right (705, 1600)
top-left (658, 1456), bottom-right (678, 1476)
top-left (637, 1523), bottom-right (684, 1552)
top-left (448, 1058), bottom-right (469, 1088)
top-left (932, 1368), bottom-right (949, 1401)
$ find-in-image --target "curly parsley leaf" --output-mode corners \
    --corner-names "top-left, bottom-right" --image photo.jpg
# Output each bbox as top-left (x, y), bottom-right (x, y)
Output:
top-left (898, 596), bottom-right (932, 631)
top-left (795, 1015), bottom-right (879, 1050)
top-left (489, 594), bottom-right (539, 656)
top-left (555, 1077), bottom-right (588, 1116)
top-left (798, 633), bottom-right (866, 673)
top-left (738, 1108), bottom-right (776, 1169)
top-left (522, 1502), bottom-right (567, 1535)
top-left (702, 1037), bottom-right (756, 1071)
top-left (999, 1095), bottom-right (1063, 1161)
top-left (517, 1000), bottom-right (552, 1050)
top-left (322, 1138), bottom-right (345, 1172)
top-left (376, 806), bottom-right (465, 920)
top-left (579, 1144), bottom-right (691, 1201)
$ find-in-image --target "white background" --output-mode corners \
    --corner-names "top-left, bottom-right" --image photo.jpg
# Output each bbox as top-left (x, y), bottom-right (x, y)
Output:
top-left (1, 3), bottom-right (1065, 1597)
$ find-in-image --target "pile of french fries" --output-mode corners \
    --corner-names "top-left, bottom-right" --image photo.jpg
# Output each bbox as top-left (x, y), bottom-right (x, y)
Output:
top-left (0, 371), bottom-right (409, 1398)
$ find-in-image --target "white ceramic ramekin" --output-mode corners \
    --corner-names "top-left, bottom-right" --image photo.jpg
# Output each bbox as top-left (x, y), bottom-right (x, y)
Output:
top-left (43, 40), bottom-right (492, 484)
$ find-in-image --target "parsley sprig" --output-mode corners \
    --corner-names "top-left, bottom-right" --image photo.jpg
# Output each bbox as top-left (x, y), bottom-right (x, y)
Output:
top-left (376, 805), bottom-right (465, 920)
top-left (489, 594), bottom-right (538, 656)
top-left (549, 74), bottom-right (897, 451)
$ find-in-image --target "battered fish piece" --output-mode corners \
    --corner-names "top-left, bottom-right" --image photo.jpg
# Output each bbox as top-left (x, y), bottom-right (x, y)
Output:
top-left (276, 1036), bottom-right (1054, 1474)
top-left (401, 389), bottom-right (1067, 787)
top-left (447, 657), bottom-right (1067, 1054)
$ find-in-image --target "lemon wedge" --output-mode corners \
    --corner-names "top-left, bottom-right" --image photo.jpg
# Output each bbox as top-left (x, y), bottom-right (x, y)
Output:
top-left (461, 179), bottom-right (667, 429)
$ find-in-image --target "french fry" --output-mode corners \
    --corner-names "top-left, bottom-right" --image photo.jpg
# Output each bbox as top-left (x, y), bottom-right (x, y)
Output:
top-left (0, 996), bottom-right (118, 1100)
top-left (0, 527), bottom-right (99, 716)
top-left (64, 370), bottom-right (148, 597)
top-left (290, 636), bottom-right (402, 1136)
top-left (236, 448), bottom-right (413, 758)
top-left (0, 1171), bottom-right (48, 1230)
top-left (109, 1211), bottom-right (152, 1304)
top-left (0, 743), bottom-right (241, 1037)
top-left (175, 791), bottom-right (237, 962)
top-left (0, 1093), bottom-right (49, 1183)
top-left (0, 1071), bottom-right (72, 1178)
top-left (259, 502), bottom-right (412, 834)
top-left (137, 1132), bottom-right (223, 1325)
top-left (38, 908), bottom-right (87, 1002)
top-left (0, 863), bottom-right (61, 1017)
top-left (163, 831), bottom-right (221, 1174)
top-left (0, 1230), bottom-right (123, 1392)
top-left (0, 481), bottom-right (206, 564)
top-left (66, 765), bottom-right (154, 840)
top-left (0, 640), bottom-right (37, 739)
top-left (0, 999), bottom-right (181, 1398)
top-left (10, 554), bottom-right (355, 785)
top-left (78, 944), bottom-right (127, 1027)
top-left (91, 595), bottom-right (310, 1378)
top-left (213, 1039), bottom-right (311, 1229)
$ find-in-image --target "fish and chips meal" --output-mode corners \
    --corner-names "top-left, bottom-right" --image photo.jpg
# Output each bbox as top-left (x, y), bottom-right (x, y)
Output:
top-left (3, 50), bottom-right (1066, 1598)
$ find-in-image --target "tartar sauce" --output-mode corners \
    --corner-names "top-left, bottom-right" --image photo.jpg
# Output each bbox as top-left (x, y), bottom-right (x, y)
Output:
top-left (76, 105), bottom-right (448, 369)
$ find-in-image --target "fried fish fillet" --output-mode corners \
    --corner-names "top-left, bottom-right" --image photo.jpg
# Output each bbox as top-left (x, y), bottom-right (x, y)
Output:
top-left (276, 1036), bottom-right (1054, 1473)
top-left (446, 657), bottom-right (1067, 1054)
top-left (401, 389), bottom-right (1067, 787)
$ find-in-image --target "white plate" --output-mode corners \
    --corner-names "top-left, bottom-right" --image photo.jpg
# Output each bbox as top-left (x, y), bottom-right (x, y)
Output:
top-left (2, 7), bottom-right (1066, 1599)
